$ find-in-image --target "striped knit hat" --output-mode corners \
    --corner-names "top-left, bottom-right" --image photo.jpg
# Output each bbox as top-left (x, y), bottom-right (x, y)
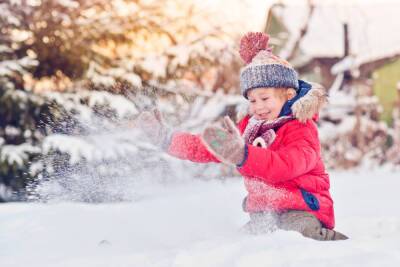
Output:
top-left (239, 32), bottom-right (299, 98)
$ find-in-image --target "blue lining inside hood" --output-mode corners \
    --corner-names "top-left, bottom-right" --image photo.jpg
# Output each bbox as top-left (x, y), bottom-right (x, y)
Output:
top-left (279, 80), bottom-right (312, 117)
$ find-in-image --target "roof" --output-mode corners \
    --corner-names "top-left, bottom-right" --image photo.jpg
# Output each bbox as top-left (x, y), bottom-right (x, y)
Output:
top-left (272, 0), bottom-right (400, 69)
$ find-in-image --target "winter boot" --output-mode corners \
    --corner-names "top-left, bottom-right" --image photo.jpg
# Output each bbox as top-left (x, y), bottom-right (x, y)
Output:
top-left (278, 210), bottom-right (349, 241)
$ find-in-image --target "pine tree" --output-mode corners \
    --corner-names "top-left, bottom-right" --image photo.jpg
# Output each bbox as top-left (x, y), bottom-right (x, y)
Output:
top-left (0, 0), bottom-right (43, 200)
top-left (0, 0), bottom-right (242, 201)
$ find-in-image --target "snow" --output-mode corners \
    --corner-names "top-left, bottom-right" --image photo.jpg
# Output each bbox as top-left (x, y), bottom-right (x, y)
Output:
top-left (43, 90), bottom-right (138, 129)
top-left (0, 57), bottom-right (38, 78)
top-left (331, 56), bottom-right (356, 75)
top-left (5, 126), bottom-right (21, 137)
top-left (0, 3), bottom-right (21, 26)
top-left (193, 0), bottom-right (272, 33)
top-left (10, 29), bottom-right (33, 42)
top-left (57, 0), bottom-right (80, 9)
top-left (1, 169), bottom-right (400, 266)
top-left (0, 45), bottom-right (12, 53)
top-left (0, 184), bottom-right (12, 201)
top-left (42, 135), bottom-right (98, 164)
top-left (0, 143), bottom-right (40, 167)
top-left (42, 131), bottom-right (141, 165)
top-left (87, 91), bottom-right (139, 118)
top-left (181, 92), bottom-right (245, 130)
top-left (276, 0), bottom-right (400, 67)
top-left (141, 54), bottom-right (169, 78)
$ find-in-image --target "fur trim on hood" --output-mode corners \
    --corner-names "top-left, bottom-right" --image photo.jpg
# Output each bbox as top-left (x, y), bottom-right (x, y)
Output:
top-left (291, 82), bottom-right (328, 123)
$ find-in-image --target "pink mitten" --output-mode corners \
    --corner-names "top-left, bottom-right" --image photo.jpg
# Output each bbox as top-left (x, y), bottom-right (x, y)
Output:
top-left (201, 116), bottom-right (245, 165)
top-left (136, 109), bottom-right (172, 149)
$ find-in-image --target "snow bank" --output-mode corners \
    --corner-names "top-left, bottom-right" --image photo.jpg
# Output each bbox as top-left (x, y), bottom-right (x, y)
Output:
top-left (1, 169), bottom-right (400, 267)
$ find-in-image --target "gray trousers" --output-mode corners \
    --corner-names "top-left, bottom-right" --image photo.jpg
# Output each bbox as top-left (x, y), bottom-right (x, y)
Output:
top-left (243, 210), bottom-right (348, 241)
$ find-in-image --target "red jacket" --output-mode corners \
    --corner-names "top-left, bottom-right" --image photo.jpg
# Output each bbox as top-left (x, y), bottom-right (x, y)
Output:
top-left (167, 115), bottom-right (335, 229)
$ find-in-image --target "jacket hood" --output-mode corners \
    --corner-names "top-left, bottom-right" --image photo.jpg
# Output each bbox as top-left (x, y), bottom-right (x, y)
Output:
top-left (290, 81), bottom-right (328, 123)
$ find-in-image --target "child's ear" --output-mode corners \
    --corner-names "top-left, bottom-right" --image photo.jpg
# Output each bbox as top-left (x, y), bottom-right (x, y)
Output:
top-left (287, 88), bottom-right (297, 100)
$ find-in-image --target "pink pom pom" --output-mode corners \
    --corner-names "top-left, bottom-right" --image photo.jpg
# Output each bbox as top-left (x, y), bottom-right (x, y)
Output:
top-left (239, 32), bottom-right (271, 64)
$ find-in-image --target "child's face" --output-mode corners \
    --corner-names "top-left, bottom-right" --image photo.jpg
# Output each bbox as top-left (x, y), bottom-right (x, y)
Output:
top-left (247, 87), bottom-right (290, 121)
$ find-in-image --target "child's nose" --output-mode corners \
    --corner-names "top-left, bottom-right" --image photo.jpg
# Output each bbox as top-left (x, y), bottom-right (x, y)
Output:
top-left (255, 101), bottom-right (265, 110)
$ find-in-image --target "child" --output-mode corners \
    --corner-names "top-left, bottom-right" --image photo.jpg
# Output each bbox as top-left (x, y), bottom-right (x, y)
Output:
top-left (137, 32), bottom-right (348, 241)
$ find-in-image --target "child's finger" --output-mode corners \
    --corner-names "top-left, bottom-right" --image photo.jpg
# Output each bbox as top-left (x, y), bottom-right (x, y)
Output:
top-left (202, 127), bottom-right (221, 150)
top-left (153, 109), bottom-right (163, 122)
top-left (223, 116), bottom-right (237, 134)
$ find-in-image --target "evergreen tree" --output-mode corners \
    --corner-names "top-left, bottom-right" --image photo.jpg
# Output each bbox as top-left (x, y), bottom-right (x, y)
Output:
top-left (0, 0), bottom-right (241, 201)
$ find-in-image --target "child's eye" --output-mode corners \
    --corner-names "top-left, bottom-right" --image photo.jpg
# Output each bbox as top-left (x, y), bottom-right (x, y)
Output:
top-left (262, 98), bottom-right (269, 101)
top-left (249, 100), bottom-right (255, 103)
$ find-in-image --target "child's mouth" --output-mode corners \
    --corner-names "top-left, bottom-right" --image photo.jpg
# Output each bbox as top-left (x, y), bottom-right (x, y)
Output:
top-left (256, 112), bottom-right (271, 119)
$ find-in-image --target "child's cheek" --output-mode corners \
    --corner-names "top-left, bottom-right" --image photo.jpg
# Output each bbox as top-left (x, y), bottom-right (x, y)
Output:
top-left (248, 103), bottom-right (255, 115)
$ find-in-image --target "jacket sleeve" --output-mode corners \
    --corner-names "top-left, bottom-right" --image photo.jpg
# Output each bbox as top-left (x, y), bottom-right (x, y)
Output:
top-left (237, 121), bottom-right (320, 183)
top-left (167, 132), bottom-right (220, 163)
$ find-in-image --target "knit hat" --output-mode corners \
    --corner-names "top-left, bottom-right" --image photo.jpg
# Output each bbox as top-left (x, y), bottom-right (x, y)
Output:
top-left (239, 32), bottom-right (299, 98)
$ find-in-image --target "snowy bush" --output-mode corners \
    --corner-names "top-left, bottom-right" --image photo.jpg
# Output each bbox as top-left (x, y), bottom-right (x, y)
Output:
top-left (319, 83), bottom-right (390, 169)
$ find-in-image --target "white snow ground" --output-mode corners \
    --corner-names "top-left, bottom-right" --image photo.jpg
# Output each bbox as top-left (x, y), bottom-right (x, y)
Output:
top-left (1, 169), bottom-right (400, 267)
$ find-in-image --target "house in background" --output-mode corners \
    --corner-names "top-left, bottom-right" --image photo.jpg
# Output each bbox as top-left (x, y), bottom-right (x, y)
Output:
top-left (264, 0), bottom-right (400, 122)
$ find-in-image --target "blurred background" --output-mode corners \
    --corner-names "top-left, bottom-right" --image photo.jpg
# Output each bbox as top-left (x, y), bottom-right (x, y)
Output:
top-left (0, 0), bottom-right (399, 202)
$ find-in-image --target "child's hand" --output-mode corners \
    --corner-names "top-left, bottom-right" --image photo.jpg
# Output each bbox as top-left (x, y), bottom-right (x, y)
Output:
top-left (136, 109), bottom-right (172, 150)
top-left (201, 116), bottom-right (245, 166)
